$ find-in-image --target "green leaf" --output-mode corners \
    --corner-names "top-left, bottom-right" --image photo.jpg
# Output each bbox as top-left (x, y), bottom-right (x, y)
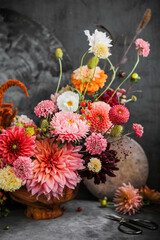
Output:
top-left (58, 141), bottom-right (66, 148)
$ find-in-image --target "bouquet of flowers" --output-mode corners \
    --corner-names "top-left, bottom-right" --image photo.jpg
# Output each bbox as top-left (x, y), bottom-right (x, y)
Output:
top-left (0, 10), bottom-right (150, 203)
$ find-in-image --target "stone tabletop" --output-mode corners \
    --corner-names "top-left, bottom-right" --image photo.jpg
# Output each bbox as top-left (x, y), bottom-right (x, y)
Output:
top-left (0, 200), bottom-right (160, 240)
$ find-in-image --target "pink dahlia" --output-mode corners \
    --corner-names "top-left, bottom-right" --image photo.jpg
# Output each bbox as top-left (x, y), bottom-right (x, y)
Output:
top-left (135, 38), bottom-right (150, 57)
top-left (113, 183), bottom-right (143, 215)
top-left (13, 156), bottom-right (34, 180)
top-left (109, 105), bottom-right (130, 125)
top-left (89, 102), bottom-right (112, 134)
top-left (0, 127), bottom-right (36, 165)
top-left (26, 138), bottom-right (84, 199)
top-left (84, 133), bottom-right (107, 155)
top-left (132, 123), bottom-right (143, 138)
top-left (50, 111), bottom-right (90, 143)
top-left (34, 100), bottom-right (58, 118)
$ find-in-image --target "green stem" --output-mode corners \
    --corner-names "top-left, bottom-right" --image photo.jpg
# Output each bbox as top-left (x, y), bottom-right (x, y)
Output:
top-left (83, 67), bottom-right (96, 97)
top-left (107, 51), bottom-right (140, 104)
top-left (80, 50), bottom-right (89, 94)
top-left (110, 131), bottom-right (134, 143)
top-left (55, 59), bottom-right (62, 94)
top-left (96, 58), bottom-right (116, 101)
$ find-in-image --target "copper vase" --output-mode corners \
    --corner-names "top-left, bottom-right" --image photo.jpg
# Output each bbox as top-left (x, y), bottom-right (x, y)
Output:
top-left (10, 186), bottom-right (79, 220)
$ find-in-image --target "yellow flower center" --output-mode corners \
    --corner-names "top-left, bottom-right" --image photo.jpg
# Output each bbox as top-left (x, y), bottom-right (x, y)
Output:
top-left (68, 120), bottom-right (74, 124)
top-left (118, 110), bottom-right (122, 114)
top-left (97, 115), bottom-right (101, 120)
top-left (88, 158), bottom-right (102, 173)
top-left (93, 42), bottom-right (109, 58)
top-left (67, 101), bottom-right (73, 106)
top-left (26, 127), bottom-right (35, 136)
top-left (12, 144), bottom-right (17, 150)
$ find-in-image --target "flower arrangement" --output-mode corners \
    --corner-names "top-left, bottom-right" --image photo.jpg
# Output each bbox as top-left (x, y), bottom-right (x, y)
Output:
top-left (0, 10), bottom-right (151, 204)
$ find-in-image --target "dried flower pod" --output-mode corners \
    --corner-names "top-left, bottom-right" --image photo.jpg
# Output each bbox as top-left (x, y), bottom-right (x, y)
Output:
top-left (136, 9), bottom-right (151, 34)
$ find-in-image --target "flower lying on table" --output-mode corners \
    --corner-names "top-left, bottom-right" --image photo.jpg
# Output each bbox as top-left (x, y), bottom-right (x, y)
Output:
top-left (0, 14), bottom-right (150, 201)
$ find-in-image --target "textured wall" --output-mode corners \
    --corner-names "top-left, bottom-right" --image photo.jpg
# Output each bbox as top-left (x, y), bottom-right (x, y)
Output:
top-left (0, 0), bottom-right (159, 198)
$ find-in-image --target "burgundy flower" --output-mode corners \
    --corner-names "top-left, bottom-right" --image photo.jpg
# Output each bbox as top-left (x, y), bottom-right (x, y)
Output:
top-left (99, 90), bottom-right (119, 107)
top-left (80, 143), bottom-right (120, 184)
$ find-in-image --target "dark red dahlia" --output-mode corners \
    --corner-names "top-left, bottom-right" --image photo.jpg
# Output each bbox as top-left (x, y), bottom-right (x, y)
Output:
top-left (80, 143), bottom-right (120, 184)
top-left (99, 90), bottom-right (119, 107)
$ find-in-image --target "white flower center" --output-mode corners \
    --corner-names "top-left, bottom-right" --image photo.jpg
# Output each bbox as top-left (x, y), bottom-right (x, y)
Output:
top-left (93, 42), bottom-right (109, 58)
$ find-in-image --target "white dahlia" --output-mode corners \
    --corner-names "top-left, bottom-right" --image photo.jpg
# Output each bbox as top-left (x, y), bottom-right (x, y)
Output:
top-left (84, 29), bottom-right (112, 59)
top-left (57, 91), bottom-right (79, 112)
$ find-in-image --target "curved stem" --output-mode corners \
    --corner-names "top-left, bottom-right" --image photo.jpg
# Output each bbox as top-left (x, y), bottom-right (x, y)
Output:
top-left (80, 50), bottom-right (89, 94)
top-left (107, 51), bottom-right (140, 104)
top-left (55, 59), bottom-right (62, 94)
top-left (83, 67), bottom-right (96, 97)
top-left (96, 58), bottom-right (116, 101)
top-left (110, 131), bottom-right (134, 143)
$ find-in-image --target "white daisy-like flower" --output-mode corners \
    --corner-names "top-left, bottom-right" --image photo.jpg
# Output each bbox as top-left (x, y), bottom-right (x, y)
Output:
top-left (84, 29), bottom-right (112, 59)
top-left (57, 91), bottom-right (79, 112)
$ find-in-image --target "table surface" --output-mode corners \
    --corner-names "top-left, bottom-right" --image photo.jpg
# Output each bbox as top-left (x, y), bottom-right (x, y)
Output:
top-left (0, 200), bottom-right (160, 240)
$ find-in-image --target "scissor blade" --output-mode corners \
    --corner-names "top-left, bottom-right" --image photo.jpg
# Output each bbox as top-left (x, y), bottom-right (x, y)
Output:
top-left (105, 214), bottom-right (122, 221)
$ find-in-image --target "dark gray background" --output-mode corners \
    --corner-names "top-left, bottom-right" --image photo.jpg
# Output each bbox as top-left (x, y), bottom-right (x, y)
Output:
top-left (0, 0), bottom-right (159, 199)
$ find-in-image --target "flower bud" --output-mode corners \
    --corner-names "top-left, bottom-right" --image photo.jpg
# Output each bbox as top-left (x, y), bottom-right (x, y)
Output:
top-left (41, 119), bottom-right (49, 129)
top-left (119, 71), bottom-right (125, 78)
top-left (131, 73), bottom-right (140, 83)
top-left (16, 123), bottom-right (24, 128)
top-left (87, 56), bottom-right (99, 69)
top-left (121, 95), bottom-right (126, 99)
top-left (26, 127), bottom-right (35, 136)
top-left (55, 48), bottom-right (63, 60)
top-left (110, 125), bottom-right (123, 137)
top-left (131, 95), bottom-right (137, 102)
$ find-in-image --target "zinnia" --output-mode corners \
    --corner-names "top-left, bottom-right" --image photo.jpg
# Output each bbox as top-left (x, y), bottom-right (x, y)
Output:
top-left (71, 65), bottom-right (107, 95)
top-left (0, 126), bottom-right (36, 165)
top-left (84, 29), bottom-right (112, 59)
top-left (26, 138), bottom-right (84, 199)
top-left (88, 101), bottom-right (112, 134)
top-left (113, 183), bottom-right (143, 215)
top-left (50, 111), bottom-right (90, 143)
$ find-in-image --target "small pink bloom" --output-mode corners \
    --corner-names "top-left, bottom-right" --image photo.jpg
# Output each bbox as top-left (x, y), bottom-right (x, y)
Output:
top-left (117, 88), bottom-right (126, 98)
top-left (34, 100), bottom-right (58, 118)
top-left (135, 38), bottom-right (150, 57)
top-left (109, 105), bottom-right (130, 125)
top-left (13, 156), bottom-right (34, 180)
top-left (84, 133), bottom-right (107, 155)
top-left (132, 123), bottom-right (143, 137)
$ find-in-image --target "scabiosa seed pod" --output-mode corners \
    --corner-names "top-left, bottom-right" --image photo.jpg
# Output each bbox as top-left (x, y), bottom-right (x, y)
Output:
top-left (110, 125), bottom-right (123, 137)
top-left (40, 119), bottom-right (49, 129)
top-left (55, 48), bottom-right (63, 60)
top-left (87, 56), bottom-right (99, 69)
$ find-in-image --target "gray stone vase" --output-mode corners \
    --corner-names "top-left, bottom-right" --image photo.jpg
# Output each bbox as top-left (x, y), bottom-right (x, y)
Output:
top-left (84, 136), bottom-right (149, 200)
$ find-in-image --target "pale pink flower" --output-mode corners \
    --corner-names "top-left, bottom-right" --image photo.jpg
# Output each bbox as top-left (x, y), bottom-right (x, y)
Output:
top-left (34, 100), bottom-right (58, 118)
top-left (132, 123), bottom-right (143, 137)
top-left (26, 138), bottom-right (84, 199)
top-left (84, 133), bottom-right (107, 155)
top-left (13, 156), bottom-right (34, 180)
top-left (117, 88), bottom-right (126, 98)
top-left (113, 183), bottom-right (143, 215)
top-left (50, 93), bottom-right (59, 105)
top-left (11, 115), bottom-right (36, 128)
top-left (0, 127), bottom-right (36, 165)
top-left (50, 111), bottom-right (90, 143)
top-left (135, 38), bottom-right (150, 57)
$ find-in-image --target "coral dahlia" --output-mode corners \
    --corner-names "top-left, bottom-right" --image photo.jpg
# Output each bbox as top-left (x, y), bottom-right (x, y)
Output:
top-left (71, 65), bottom-right (107, 95)
top-left (88, 101), bottom-right (112, 134)
top-left (109, 105), bottom-right (130, 125)
top-left (113, 183), bottom-right (143, 215)
top-left (50, 111), bottom-right (90, 143)
top-left (26, 138), bottom-right (84, 199)
top-left (0, 126), bottom-right (36, 165)
top-left (84, 133), bottom-right (107, 155)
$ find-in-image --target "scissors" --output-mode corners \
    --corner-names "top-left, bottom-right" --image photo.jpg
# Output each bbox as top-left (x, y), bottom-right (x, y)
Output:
top-left (105, 214), bottom-right (158, 235)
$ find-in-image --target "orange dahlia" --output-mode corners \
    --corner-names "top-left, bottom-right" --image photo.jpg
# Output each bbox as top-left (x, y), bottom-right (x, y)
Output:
top-left (71, 65), bottom-right (107, 95)
top-left (140, 185), bottom-right (160, 204)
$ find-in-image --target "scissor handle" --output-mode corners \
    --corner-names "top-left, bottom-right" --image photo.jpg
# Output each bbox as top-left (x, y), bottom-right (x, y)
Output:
top-left (128, 219), bottom-right (158, 230)
top-left (118, 221), bottom-right (142, 235)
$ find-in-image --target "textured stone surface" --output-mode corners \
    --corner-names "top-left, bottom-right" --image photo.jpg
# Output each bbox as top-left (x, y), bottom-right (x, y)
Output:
top-left (0, 8), bottom-right (72, 124)
top-left (0, 200), bottom-right (160, 240)
top-left (84, 136), bottom-right (149, 200)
